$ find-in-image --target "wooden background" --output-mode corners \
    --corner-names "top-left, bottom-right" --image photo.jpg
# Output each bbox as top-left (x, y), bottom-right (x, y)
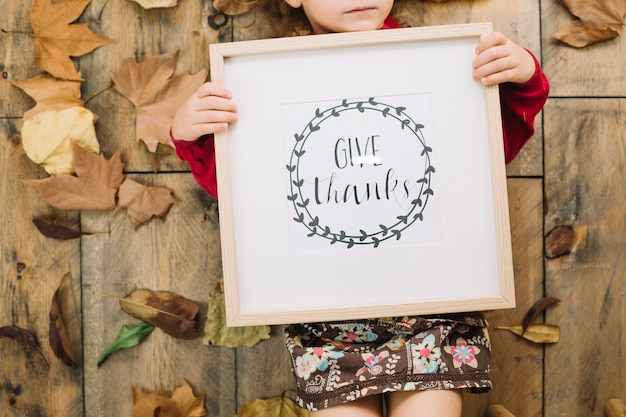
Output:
top-left (1, 0), bottom-right (624, 416)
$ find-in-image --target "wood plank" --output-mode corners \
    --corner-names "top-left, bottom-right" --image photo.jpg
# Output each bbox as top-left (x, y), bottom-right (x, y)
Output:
top-left (463, 178), bottom-right (545, 417)
top-left (0, 115), bottom-right (83, 417)
top-left (544, 98), bottom-right (626, 416)
top-left (80, 173), bottom-right (236, 416)
top-left (541, 0), bottom-right (626, 97)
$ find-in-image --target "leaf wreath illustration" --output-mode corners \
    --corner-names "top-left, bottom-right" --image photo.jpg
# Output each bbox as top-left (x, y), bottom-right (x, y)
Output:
top-left (286, 98), bottom-right (435, 248)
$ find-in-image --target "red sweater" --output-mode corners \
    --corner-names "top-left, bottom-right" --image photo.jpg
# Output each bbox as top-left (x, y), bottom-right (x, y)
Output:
top-left (172, 18), bottom-right (549, 199)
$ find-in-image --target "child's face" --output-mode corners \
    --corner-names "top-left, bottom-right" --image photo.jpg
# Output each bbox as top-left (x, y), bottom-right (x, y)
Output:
top-left (286, 0), bottom-right (394, 34)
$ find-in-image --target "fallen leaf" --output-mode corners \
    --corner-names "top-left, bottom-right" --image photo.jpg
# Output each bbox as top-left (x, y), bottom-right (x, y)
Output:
top-left (236, 396), bottom-right (309, 417)
top-left (118, 178), bottom-right (177, 227)
top-left (204, 280), bottom-right (270, 347)
top-left (97, 322), bottom-right (154, 367)
top-left (120, 289), bottom-right (201, 340)
top-left (20, 106), bottom-right (100, 175)
top-left (24, 141), bottom-right (124, 211)
top-left (0, 325), bottom-right (49, 367)
top-left (521, 296), bottom-right (560, 333)
top-left (49, 273), bottom-right (78, 367)
top-left (32, 217), bottom-right (93, 240)
top-left (495, 324), bottom-right (561, 344)
top-left (213, 0), bottom-right (254, 15)
top-left (132, 380), bottom-right (206, 417)
top-left (12, 74), bottom-right (84, 120)
top-left (132, 0), bottom-right (179, 8)
top-left (28, 0), bottom-right (114, 80)
top-left (552, 0), bottom-right (626, 47)
top-left (112, 50), bottom-right (208, 152)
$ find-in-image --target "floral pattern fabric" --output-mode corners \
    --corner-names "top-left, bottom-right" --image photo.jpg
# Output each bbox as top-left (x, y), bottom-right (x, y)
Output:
top-left (285, 313), bottom-right (491, 411)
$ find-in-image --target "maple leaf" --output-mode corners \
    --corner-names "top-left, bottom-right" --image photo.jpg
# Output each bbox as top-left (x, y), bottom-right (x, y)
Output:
top-left (12, 74), bottom-right (84, 120)
top-left (20, 106), bottom-right (100, 175)
top-left (117, 179), bottom-right (177, 227)
top-left (552, 0), bottom-right (626, 47)
top-left (236, 396), bottom-right (309, 417)
top-left (24, 141), bottom-right (124, 211)
top-left (112, 50), bottom-right (208, 152)
top-left (132, 380), bottom-right (206, 417)
top-left (28, 0), bottom-right (114, 81)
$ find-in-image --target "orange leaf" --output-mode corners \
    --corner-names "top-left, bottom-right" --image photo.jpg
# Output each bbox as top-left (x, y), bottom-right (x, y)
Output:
top-left (24, 141), bottom-right (124, 210)
top-left (28, 0), bottom-right (114, 80)
top-left (112, 50), bottom-right (208, 152)
top-left (132, 380), bottom-right (206, 417)
top-left (118, 179), bottom-right (177, 227)
top-left (12, 74), bottom-right (84, 119)
top-left (552, 0), bottom-right (626, 47)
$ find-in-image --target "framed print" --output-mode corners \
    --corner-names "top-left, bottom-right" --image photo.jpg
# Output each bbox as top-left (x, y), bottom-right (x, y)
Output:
top-left (210, 22), bottom-right (515, 326)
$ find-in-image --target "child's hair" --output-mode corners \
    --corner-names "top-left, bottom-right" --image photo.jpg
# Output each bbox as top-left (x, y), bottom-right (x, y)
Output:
top-left (258, 0), bottom-right (312, 36)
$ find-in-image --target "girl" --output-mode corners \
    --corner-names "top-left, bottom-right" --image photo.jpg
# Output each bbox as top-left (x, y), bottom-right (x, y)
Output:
top-left (171, 1), bottom-right (550, 416)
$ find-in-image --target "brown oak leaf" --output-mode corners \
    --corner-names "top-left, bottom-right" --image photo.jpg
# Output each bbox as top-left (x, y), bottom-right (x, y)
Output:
top-left (12, 74), bottom-right (84, 120)
top-left (112, 50), bottom-right (208, 152)
top-left (28, 0), bottom-right (114, 80)
top-left (24, 141), bottom-right (124, 211)
top-left (132, 380), bottom-right (206, 417)
top-left (118, 178), bottom-right (177, 227)
top-left (552, 0), bottom-right (626, 47)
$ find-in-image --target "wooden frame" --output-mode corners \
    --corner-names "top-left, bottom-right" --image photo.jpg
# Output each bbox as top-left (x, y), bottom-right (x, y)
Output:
top-left (210, 22), bottom-right (515, 326)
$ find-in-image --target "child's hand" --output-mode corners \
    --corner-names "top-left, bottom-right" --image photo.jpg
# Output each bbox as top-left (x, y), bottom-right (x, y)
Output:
top-left (171, 82), bottom-right (238, 141)
top-left (472, 32), bottom-right (536, 86)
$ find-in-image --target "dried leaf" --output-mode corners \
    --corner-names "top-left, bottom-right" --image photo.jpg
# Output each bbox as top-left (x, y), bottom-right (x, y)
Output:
top-left (32, 217), bottom-right (93, 240)
top-left (132, 0), bottom-right (179, 8)
top-left (495, 324), bottom-right (561, 344)
top-left (118, 179), bottom-right (177, 227)
top-left (112, 50), bottom-right (208, 152)
top-left (28, 0), bottom-right (114, 80)
top-left (20, 106), bottom-right (100, 175)
top-left (24, 141), bottom-right (124, 211)
top-left (132, 380), bottom-right (206, 417)
top-left (522, 296), bottom-right (560, 332)
top-left (552, 0), bottom-right (626, 47)
top-left (0, 325), bottom-right (40, 348)
top-left (213, 0), bottom-right (254, 15)
top-left (120, 290), bottom-right (201, 340)
top-left (236, 396), bottom-right (309, 417)
top-left (97, 322), bottom-right (154, 367)
top-left (49, 273), bottom-right (78, 367)
top-left (12, 74), bottom-right (84, 120)
top-left (204, 280), bottom-right (270, 347)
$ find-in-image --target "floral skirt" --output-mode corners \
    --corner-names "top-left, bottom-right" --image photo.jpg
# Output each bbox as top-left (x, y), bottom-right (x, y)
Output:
top-left (284, 313), bottom-right (492, 411)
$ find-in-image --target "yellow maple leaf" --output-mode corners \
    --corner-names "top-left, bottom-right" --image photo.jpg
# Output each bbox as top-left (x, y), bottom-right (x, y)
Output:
top-left (112, 50), bottom-right (208, 152)
top-left (20, 106), bottom-right (100, 175)
top-left (28, 0), bottom-right (114, 80)
top-left (132, 380), bottom-right (206, 417)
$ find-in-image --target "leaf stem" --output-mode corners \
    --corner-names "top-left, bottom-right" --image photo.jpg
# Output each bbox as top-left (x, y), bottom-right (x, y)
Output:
top-left (1, 29), bottom-right (34, 36)
top-left (84, 81), bottom-right (113, 105)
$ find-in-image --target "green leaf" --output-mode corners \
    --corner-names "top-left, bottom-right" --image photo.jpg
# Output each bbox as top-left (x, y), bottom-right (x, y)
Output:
top-left (97, 322), bottom-right (154, 367)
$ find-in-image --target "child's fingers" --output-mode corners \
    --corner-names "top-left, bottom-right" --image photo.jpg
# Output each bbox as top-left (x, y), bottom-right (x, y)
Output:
top-left (475, 31), bottom-right (508, 55)
top-left (195, 81), bottom-right (233, 100)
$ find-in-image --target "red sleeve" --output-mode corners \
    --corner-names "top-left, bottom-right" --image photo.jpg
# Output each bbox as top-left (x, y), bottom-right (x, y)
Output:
top-left (170, 129), bottom-right (219, 198)
top-left (499, 52), bottom-right (550, 164)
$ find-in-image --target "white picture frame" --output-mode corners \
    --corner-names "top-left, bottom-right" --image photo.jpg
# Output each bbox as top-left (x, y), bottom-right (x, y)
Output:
top-left (210, 22), bottom-right (515, 326)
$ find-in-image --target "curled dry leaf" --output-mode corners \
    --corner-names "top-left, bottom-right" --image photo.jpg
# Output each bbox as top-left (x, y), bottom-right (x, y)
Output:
top-left (32, 217), bottom-right (93, 240)
top-left (213, 0), bottom-right (254, 15)
top-left (20, 106), bottom-right (100, 175)
top-left (552, 0), bottom-right (626, 47)
top-left (132, 0), bottom-right (179, 8)
top-left (50, 273), bottom-right (78, 367)
top-left (236, 396), bottom-right (309, 417)
top-left (522, 296), bottom-right (560, 333)
top-left (120, 290), bottom-right (201, 340)
top-left (118, 178), bottom-right (177, 228)
top-left (0, 325), bottom-right (49, 367)
top-left (28, 0), bottom-right (114, 80)
top-left (204, 280), bottom-right (270, 347)
top-left (132, 380), bottom-right (206, 417)
top-left (495, 324), bottom-right (561, 344)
